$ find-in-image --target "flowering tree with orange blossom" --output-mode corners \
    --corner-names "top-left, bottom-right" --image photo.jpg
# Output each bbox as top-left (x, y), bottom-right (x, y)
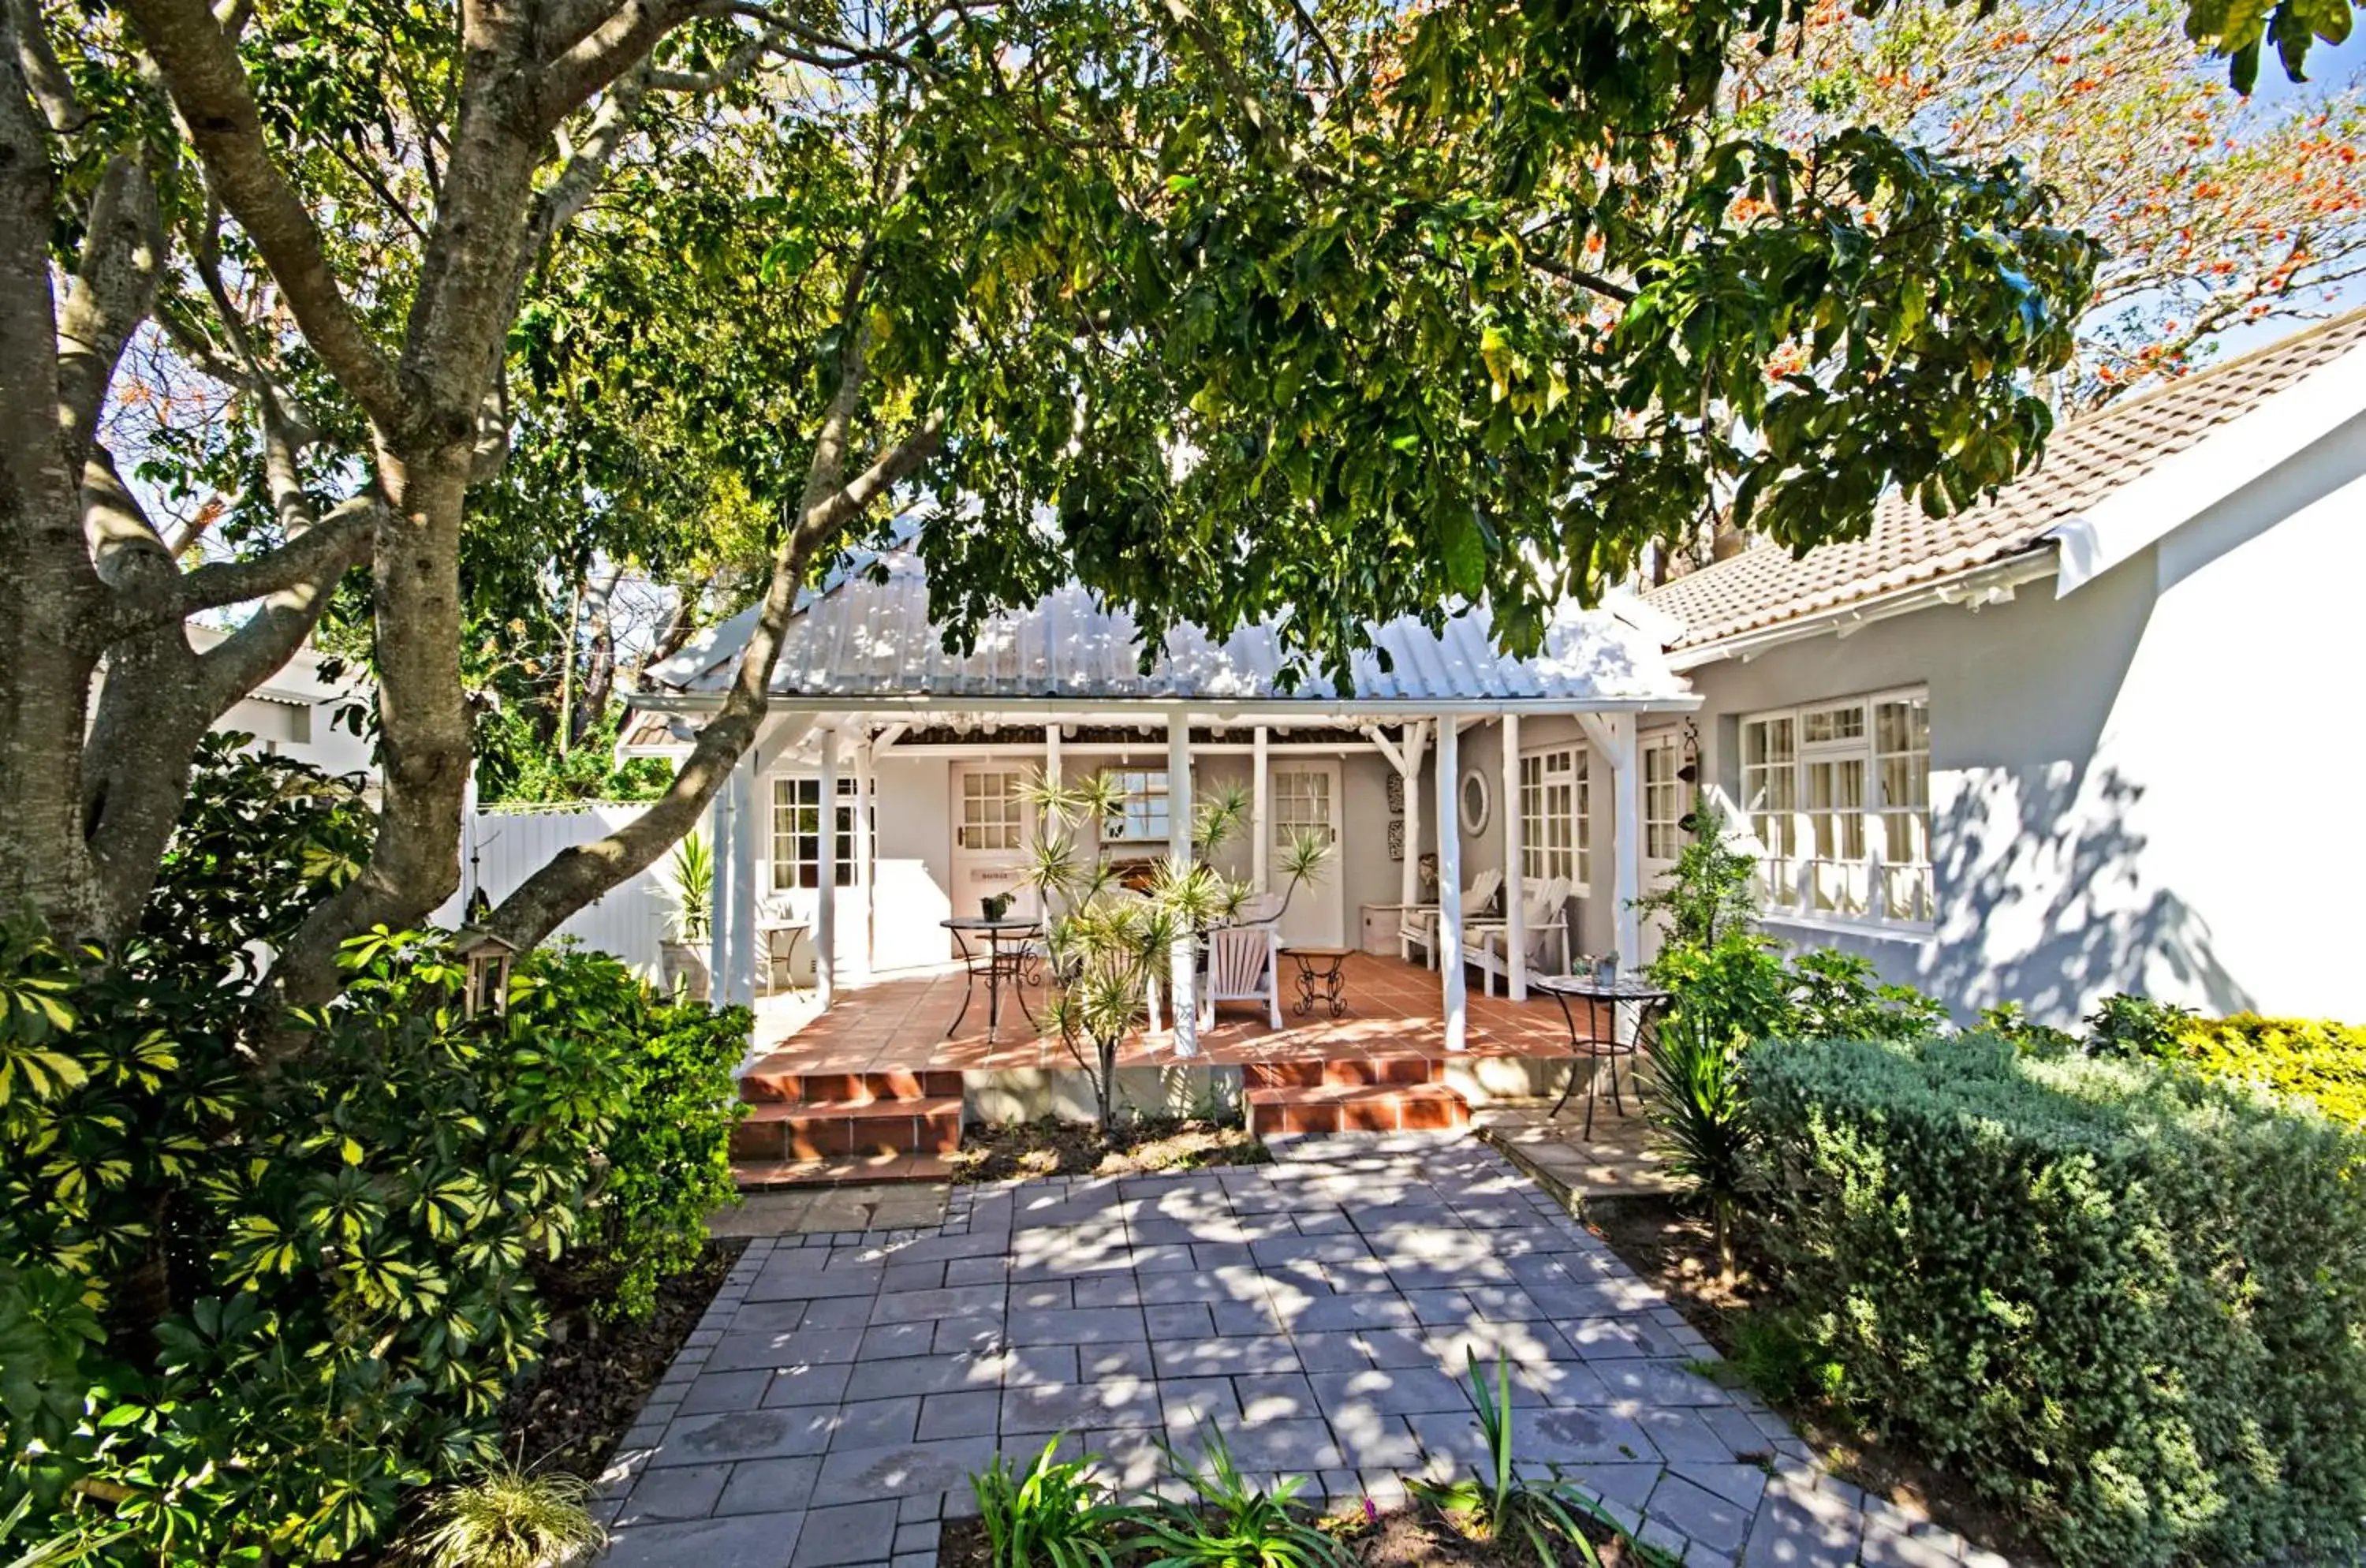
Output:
top-left (1730, 0), bottom-right (2366, 407)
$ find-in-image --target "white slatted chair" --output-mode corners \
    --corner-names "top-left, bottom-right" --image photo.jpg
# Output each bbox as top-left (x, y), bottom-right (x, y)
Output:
top-left (1199, 921), bottom-right (1283, 1030)
top-left (1461, 875), bottom-right (1573, 995)
top-left (1398, 868), bottom-right (1503, 969)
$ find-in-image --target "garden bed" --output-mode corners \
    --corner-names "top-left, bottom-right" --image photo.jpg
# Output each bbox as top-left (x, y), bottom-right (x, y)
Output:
top-left (939, 1500), bottom-right (1646, 1565)
top-left (500, 1238), bottom-right (747, 1480)
top-left (1581, 1194), bottom-right (2046, 1566)
top-left (950, 1114), bottom-right (1271, 1182)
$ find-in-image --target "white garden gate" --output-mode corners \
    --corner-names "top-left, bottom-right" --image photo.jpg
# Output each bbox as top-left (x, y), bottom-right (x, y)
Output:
top-left (436, 802), bottom-right (670, 973)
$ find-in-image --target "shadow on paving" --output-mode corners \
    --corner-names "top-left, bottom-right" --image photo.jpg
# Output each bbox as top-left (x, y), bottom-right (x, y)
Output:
top-left (600, 1136), bottom-right (2009, 1568)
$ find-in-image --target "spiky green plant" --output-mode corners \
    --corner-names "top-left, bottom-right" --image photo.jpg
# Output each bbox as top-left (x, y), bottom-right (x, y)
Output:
top-left (401, 1462), bottom-right (608, 1568)
top-left (971, 1438), bottom-right (1123, 1568)
top-left (1408, 1353), bottom-right (1652, 1568)
top-left (662, 828), bottom-right (714, 943)
top-left (1128, 1424), bottom-right (1349, 1568)
top-left (1637, 1006), bottom-right (1755, 1274)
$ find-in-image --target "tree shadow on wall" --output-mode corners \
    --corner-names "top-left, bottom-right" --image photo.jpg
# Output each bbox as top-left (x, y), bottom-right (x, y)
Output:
top-left (1922, 762), bottom-right (2251, 1025)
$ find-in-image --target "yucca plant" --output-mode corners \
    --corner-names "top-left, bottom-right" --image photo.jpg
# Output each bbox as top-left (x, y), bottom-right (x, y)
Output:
top-left (662, 828), bottom-right (715, 943)
top-left (1409, 1353), bottom-right (1640, 1568)
top-left (400, 1462), bottom-right (608, 1568)
top-left (1128, 1424), bottom-right (1349, 1568)
top-left (1637, 1006), bottom-right (1755, 1274)
top-left (971, 1437), bottom-right (1124, 1568)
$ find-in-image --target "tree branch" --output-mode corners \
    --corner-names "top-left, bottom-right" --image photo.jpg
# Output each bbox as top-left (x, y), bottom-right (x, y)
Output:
top-left (9, 0), bottom-right (79, 131)
top-left (118, 0), bottom-right (409, 428)
top-left (534, 0), bottom-right (692, 132)
top-left (56, 155), bottom-right (165, 479)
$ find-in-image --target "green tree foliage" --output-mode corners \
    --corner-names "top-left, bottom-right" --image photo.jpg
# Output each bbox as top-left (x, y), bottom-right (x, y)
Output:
top-left (0, 745), bottom-right (745, 1563)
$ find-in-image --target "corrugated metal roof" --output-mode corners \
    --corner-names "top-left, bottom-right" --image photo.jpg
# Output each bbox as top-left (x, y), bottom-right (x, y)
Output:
top-left (1643, 308), bottom-right (2366, 651)
top-left (640, 547), bottom-right (1692, 707)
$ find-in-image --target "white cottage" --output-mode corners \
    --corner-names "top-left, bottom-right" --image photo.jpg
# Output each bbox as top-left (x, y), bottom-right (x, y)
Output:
top-left (1644, 308), bottom-right (2366, 1025)
top-left (621, 566), bottom-right (1699, 1051)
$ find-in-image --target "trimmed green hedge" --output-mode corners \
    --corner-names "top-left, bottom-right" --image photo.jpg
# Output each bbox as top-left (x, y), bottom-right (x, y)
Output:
top-left (2180, 1013), bottom-right (2366, 1128)
top-left (1748, 1033), bottom-right (2366, 1567)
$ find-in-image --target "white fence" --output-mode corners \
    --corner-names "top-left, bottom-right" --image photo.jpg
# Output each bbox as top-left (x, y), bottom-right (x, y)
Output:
top-left (439, 803), bottom-right (671, 973)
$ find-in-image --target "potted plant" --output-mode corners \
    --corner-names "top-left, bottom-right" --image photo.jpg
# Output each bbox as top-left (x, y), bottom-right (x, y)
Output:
top-left (659, 829), bottom-right (714, 1000)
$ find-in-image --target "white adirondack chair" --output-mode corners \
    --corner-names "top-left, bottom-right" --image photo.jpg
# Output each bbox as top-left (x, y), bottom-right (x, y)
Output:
top-left (1200, 921), bottom-right (1283, 1030)
top-left (1398, 867), bottom-right (1503, 968)
top-left (1462, 875), bottom-right (1573, 995)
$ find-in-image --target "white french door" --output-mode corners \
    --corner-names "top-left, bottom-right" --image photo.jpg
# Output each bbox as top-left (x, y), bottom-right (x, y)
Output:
top-left (949, 763), bottom-right (1035, 924)
top-left (1267, 761), bottom-right (1344, 947)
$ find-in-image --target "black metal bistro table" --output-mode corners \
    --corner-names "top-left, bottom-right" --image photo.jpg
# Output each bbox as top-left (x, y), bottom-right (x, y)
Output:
top-left (942, 916), bottom-right (1043, 1043)
top-left (1280, 945), bottom-right (1354, 1018)
top-left (1530, 972), bottom-right (1673, 1137)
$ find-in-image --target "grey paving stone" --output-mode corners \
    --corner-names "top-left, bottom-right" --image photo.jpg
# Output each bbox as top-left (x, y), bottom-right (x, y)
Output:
top-left (794, 1295), bottom-right (877, 1331)
top-left (620, 1462), bottom-right (731, 1524)
top-left (1308, 1365), bottom-right (1472, 1417)
top-left (1002, 1379), bottom-right (1163, 1434)
top-left (761, 1361), bottom-right (856, 1409)
top-left (1648, 1469), bottom-right (1756, 1553)
top-left (870, 1286), bottom-right (1005, 1325)
top-left (1005, 1305), bottom-right (1148, 1345)
top-left (881, 1261), bottom-right (946, 1293)
top-left (856, 1321), bottom-right (939, 1361)
top-left (1174, 1414), bottom-right (1344, 1472)
top-left (1668, 1461), bottom-right (1771, 1512)
top-left (1159, 1376), bottom-right (1241, 1426)
top-left (1560, 1314), bottom-right (1686, 1360)
top-left (1151, 1335), bottom-right (1302, 1377)
top-left (1009, 1279), bottom-right (1076, 1310)
top-left (1594, 1358), bottom-right (1735, 1407)
top-left (1741, 1488), bottom-right (1861, 1568)
top-left (1860, 1523), bottom-right (1968, 1568)
top-left (706, 1327), bottom-right (867, 1373)
top-left (681, 1371), bottom-right (775, 1417)
top-left (1506, 1404), bottom-right (1662, 1465)
top-left (1232, 1372), bottom-right (1319, 1422)
top-left (600, 1510), bottom-right (802, 1568)
top-left (746, 1263), bottom-right (884, 1303)
top-left (916, 1387), bottom-right (1002, 1441)
top-left (943, 1254), bottom-right (1008, 1288)
top-left (1566, 1462), bottom-right (1663, 1512)
top-left (655, 1408), bottom-right (840, 1467)
top-left (815, 1436), bottom-right (1002, 1502)
top-left (729, 1300), bottom-right (812, 1336)
top-left (893, 1518), bottom-right (942, 1558)
top-left (830, 1395), bottom-right (922, 1450)
top-left (788, 1499), bottom-right (902, 1566)
top-left (1077, 1339), bottom-right (1157, 1379)
top-left (1144, 1301), bottom-right (1216, 1339)
top-left (1072, 1272), bottom-right (1145, 1307)
top-left (1323, 1409), bottom-right (1427, 1469)
top-left (715, 1458), bottom-right (823, 1517)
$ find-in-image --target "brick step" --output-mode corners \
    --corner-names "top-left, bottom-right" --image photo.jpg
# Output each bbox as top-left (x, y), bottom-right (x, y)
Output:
top-left (1244, 1055), bottom-right (1439, 1090)
top-left (737, 1063), bottom-right (965, 1106)
top-left (733, 1152), bottom-right (957, 1190)
top-left (1245, 1082), bottom-right (1469, 1137)
top-left (729, 1096), bottom-right (964, 1160)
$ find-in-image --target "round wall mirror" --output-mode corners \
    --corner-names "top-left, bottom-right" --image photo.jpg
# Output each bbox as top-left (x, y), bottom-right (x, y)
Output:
top-left (1458, 769), bottom-right (1490, 835)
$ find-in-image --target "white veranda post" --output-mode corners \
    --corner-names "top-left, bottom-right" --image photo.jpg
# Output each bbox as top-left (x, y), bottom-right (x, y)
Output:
top-left (1435, 715), bottom-right (1467, 1051)
top-left (1500, 712), bottom-right (1527, 1000)
top-left (719, 756), bottom-right (757, 1007)
top-left (1167, 711), bottom-right (1199, 1057)
top-left (1398, 720), bottom-right (1428, 958)
top-left (817, 726), bottom-right (838, 1009)
top-left (853, 727), bottom-right (875, 977)
top-left (706, 766), bottom-right (734, 995)
top-left (1580, 711), bottom-right (1644, 971)
top-left (1251, 726), bottom-right (1271, 892)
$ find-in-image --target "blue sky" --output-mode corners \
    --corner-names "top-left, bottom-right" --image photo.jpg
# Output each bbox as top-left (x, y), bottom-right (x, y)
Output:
top-left (2211, 24), bottom-right (2366, 354)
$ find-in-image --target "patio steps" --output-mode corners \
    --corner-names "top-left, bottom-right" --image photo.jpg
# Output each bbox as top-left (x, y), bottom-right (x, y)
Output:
top-left (1242, 1055), bottom-right (1472, 1137)
top-left (729, 1065), bottom-right (968, 1178)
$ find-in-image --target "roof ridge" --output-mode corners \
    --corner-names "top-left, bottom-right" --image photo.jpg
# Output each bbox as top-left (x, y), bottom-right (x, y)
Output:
top-left (2046, 303), bottom-right (2366, 434)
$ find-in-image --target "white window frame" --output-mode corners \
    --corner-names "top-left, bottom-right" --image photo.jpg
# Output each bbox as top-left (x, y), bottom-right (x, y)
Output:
top-left (1097, 767), bottom-right (1170, 847)
top-left (770, 775), bottom-right (874, 892)
top-left (1642, 731), bottom-right (1685, 864)
top-left (956, 768), bottom-right (1028, 853)
top-left (1737, 687), bottom-right (1932, 929)
top-left (1517, 745), bottom-right (1589, 888)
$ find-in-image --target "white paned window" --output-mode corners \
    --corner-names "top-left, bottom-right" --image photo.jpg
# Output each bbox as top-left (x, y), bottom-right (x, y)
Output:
top-left (771, 777), bottom-right (871, 890)
top-left (1643, 734), bottom-right (1684, 861)
top-left (1736, 689), bottom-right (1932, 926)
top-left (1271, 768), bottom-right (1336, 846)
top-left (1099, 768), bottom-right (1170, 845)
top-left (1518, 748), bottom-right (1588, 886)
top-left (956, 770), bottom-right (1026, 852)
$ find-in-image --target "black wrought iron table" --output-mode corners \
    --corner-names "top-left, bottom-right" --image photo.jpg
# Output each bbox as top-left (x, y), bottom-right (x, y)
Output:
top-left (1529, 973), bottom-right (1673, 1137)
top-left (942, 917), bottom-right (1043, 1043)
top-left (1280, 945), bottom-right (1353, 1018)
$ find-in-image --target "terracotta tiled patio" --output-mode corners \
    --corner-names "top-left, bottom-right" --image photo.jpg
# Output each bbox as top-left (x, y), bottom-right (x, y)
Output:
top-left (748, 951), bottom-right (1599, 1077)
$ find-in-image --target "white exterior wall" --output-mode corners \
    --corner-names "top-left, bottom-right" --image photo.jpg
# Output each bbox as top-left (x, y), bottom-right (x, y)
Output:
top-left (1681, 409), bottom-right (2366, 1025)
top-left (447, 804), bottom-right (670, 973)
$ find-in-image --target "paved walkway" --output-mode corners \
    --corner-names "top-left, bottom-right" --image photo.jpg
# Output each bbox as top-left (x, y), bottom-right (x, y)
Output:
top-left (596, 1137), bottom-right (2004, 1567)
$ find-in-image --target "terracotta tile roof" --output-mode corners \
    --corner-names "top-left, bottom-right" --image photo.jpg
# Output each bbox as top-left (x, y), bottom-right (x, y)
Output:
top-left (1644, 308), bottom-right (2366, 651)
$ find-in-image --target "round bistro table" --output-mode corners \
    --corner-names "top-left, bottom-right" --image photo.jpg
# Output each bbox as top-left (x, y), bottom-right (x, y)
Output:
top-left (941, 916), bottom-right (1044, 1043)
top-left (1528, 972), bottom-right (1673, 1138)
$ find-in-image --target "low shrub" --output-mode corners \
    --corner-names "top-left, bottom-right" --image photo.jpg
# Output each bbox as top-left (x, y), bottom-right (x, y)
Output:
top-left (2081, 991), bottom-right (2199, 1060)
top-left (1749, 1033), bottom-right (2366, 1566)
top-left (0, 741), bottom-right (747, 1565)
top-left (2178, 1012), bottom-right (2366, 1127)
